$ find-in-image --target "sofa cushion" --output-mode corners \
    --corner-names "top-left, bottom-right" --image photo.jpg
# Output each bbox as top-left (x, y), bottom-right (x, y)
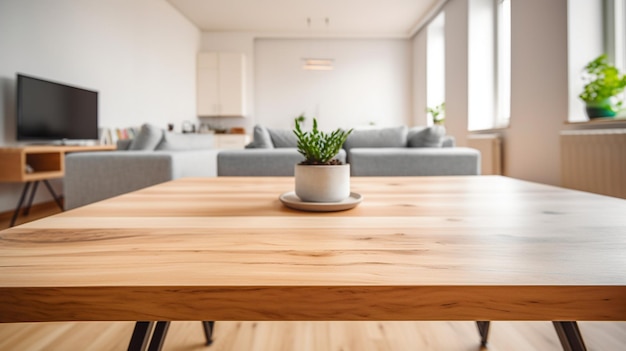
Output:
top-left (117, 139), bottom-right (133, 150)
top-left (155, 132), bottom-right (214, 151)
top-left (245, 125), bottom-right (274, 149)
top-left (129, 123), bottom-right (164, 150)
top-left (268, 128), bottom-right (298, 148)
top-left (64, 150), bottom-right (219, 210)
top-left (442, 136), bottom-right (455, 147)
top-left (218, 149), bottom-right (347, 176)
top-left (348, 147), bottom-right (481, 176)
top-left (407, 126), bottom-right (427, 147)
top-left (408, 125), bottom-right (447, 148)
top-left (424, 125), bottom-right (447, 147)
top-left (343, 126), bottom-right (407, 151)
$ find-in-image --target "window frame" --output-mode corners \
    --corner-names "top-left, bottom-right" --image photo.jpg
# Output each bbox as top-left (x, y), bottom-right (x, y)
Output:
top-left (426, 12), bottom-right (446, 126)
top-left (495, 0), bottom-right (511, 128)
top-left (605, 0), bottom-right (626, 72)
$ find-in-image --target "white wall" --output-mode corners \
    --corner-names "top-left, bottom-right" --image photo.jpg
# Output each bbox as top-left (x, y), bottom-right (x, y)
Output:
top-left (0, 0), bottom-right (200, 213)
top-left (200, 34), bottom-right (413, 131)
top-left (255, 39), bottom-right (412, 130)
top-left (504, 0), bottom-right (568, 186)
top-left (444, 0), bottom-right (470, 147)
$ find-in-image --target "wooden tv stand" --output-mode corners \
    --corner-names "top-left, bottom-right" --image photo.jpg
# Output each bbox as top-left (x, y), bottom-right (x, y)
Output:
top-left (0, 145), bottom-right (115, 226)
top-left (0, 145), bottom-right (114, 182)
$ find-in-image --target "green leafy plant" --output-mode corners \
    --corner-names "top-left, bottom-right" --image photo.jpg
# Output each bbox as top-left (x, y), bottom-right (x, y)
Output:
top-left (294, 118), bottom-right (352, 165)
top-left (426, 102), bottom-right (446, 124)
top-left (295, 113), bottom-right (306, 124)
top-left (579, 54), bottom-right (626, 110)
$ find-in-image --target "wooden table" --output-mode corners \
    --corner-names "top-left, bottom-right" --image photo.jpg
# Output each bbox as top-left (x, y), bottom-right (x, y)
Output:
top-left (0, 176), bottom-right (625, 351)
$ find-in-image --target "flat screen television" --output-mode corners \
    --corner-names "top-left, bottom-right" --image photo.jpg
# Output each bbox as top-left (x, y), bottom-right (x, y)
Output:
top-left (17, 74), bottom-right (98, 142)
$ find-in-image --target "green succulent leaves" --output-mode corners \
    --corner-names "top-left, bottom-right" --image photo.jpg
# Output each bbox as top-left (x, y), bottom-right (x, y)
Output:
top-left (294, 118), bottom-right (352, 165)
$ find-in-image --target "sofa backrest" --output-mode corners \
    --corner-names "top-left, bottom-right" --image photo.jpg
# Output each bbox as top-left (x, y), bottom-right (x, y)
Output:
top-left (128, 123), bottom-right (164, 150)
top-left (407, 125), bottom-right (450, 148)
top-left (267, 128), bottom-right (298, 148)
top-left (154, 132), bottom-right (214, 151)
top-left (246, 125), bottom-right (274, 148)
top-left (115, 123), bottom-right (216, 151)
top-left (343, 126), bottom-right (408, 151)
top-left (246, 125), bottom-right (298, 149)
top-left (245, 124), bottom-right (455, 150)
top-left (117, 139), bottom-right (133, 150)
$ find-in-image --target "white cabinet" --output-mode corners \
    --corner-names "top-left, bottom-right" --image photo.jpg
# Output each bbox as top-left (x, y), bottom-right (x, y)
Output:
top-left (197, 53), bottom-right (219, 116)
top-left (197, 52), bottom-right (246, 117)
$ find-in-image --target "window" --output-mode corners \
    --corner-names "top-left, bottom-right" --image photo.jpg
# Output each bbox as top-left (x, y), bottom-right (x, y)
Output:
top-left (606, 0), bottom-right (626, 72)
top-left (612, 0), bottom-right (626, 115)
top-left (467, 0), bottom-right (509, 131)
top-left (427, 12), bottom-right (445, 126)
top-left (567, 0), bottom-right (604, 122)
top-left (567, 0), bottom-right (625, 122)
top-left (603, 0), bottom-right (626, 117)
top-left (496, 0), bottom-right (511, 127)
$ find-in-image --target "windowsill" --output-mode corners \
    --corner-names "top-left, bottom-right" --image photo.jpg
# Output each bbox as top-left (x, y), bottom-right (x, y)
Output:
top-left (565, 117), bottom-right (626, 126)
top-left (468, 126), bottom-right (509, 133)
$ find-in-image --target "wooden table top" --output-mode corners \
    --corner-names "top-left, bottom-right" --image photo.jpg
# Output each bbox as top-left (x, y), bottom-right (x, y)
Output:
top-left (1, 176), bottom-right (625, 322)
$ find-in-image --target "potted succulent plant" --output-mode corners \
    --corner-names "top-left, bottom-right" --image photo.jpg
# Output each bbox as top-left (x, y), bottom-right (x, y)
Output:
top-left (293, 118), bottom-right (352, 202)
top-left (579, 54), bottom-right (626, 118)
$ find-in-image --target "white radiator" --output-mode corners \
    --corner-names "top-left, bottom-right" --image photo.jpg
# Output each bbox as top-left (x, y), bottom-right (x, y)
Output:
top-left (467, 134), bottom-right (502, 175)
top-left (560, 129), bottom-right (626, 199)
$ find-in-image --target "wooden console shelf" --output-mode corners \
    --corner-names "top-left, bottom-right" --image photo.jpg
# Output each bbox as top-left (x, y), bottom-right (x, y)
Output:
top-left (1, 145), bottom-right (116, 227)
top-left (0, 145), bottom-right (115, 183)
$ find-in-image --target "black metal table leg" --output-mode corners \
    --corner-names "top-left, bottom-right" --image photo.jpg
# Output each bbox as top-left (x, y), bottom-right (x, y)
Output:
top-left (22, 181), bottom-right (40, 216)
top-left (476, 321), bottom-right (491, 346)
top-left (128, 321), bottom-right (215, 350)
top-left (147, 321), bottom-right (170, 351)
top-left (42, 179), bottom-right (64, 210)
top-left (9, 182), bottom-right (32, 227)
top-left (553, 322), bottom-right (587, 351)
top-left (128, 321), bottom-right (155, 351)
top-left (202, 321), bottom-right (216, 346)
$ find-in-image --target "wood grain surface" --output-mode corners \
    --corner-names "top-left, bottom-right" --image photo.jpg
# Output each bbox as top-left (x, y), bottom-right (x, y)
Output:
top-left (1, 176), bottom-right (625, 322)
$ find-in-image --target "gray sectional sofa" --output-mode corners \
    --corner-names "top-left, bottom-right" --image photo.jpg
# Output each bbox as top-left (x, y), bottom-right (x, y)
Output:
top-left (218, 125), bottom-right (480, 177)
top-left (64, 124), bottom-right (219, 210)
top-left (64, 123), bottom-right (480, 210)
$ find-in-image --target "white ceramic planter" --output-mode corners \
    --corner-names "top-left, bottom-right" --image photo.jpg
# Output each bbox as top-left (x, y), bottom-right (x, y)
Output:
top-left (295, 164), bottom-right (350, 202)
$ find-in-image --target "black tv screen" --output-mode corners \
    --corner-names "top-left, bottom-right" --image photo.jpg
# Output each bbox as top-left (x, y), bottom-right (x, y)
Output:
top-left (17, 74), bottom-right (98, 141)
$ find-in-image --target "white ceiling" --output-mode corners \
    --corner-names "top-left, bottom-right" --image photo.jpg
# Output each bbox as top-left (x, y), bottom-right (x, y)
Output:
top-left (167, 0), bottom-right (442, 38)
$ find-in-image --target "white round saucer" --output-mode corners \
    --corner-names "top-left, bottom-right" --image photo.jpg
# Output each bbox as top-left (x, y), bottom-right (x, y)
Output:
top-left (279, 192), bottom-right (363, 212)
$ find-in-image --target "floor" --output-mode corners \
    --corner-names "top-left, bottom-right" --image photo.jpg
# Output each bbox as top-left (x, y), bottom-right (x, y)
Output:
top-left (0, 203), bottom-right (624, 351)
top-left (0, 321), bottom-right (625, 351)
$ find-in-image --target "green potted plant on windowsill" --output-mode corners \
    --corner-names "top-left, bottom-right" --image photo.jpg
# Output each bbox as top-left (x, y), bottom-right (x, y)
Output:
top-left (427, 102), bottom-right (446, 125)
top-left (579, 54), bottom-right (626, 118)
top-left (293, 118), bottom-right (352, 202)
